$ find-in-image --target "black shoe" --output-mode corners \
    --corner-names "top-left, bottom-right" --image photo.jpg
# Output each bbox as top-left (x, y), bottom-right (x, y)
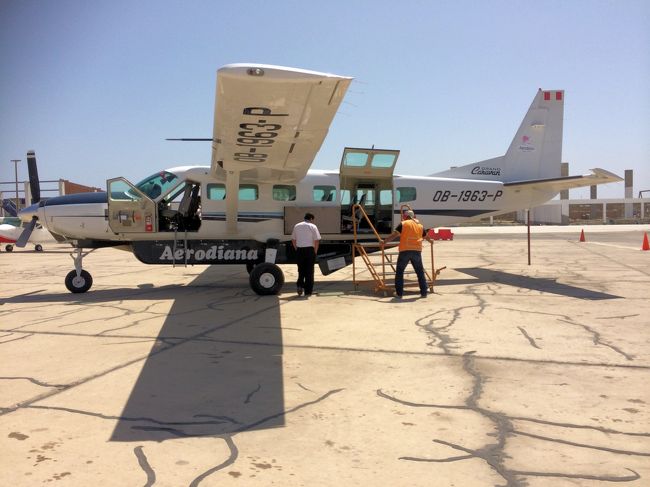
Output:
top-left (297, 287), bottom-right (303, 296)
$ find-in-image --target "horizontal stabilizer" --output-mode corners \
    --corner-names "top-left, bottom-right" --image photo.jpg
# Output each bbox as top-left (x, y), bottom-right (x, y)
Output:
top-left (503, 168), bottom-right (622, 193)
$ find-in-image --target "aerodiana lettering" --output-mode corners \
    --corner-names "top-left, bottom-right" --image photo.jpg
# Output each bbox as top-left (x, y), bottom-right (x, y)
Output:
top-left (159, 245), bottom-right (258, 262)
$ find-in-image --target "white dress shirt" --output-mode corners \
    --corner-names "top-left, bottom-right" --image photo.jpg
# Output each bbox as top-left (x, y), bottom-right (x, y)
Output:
top-left (292, 221), bottom-right (321, 247)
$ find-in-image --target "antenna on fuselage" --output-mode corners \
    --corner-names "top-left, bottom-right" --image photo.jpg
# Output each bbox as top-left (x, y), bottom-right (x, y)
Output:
top-left (165, 138), bottom-right (214, 141)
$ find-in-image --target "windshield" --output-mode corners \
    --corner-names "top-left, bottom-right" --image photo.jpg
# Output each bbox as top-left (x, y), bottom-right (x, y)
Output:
top-left (134, 171), bottom-right (179, 199)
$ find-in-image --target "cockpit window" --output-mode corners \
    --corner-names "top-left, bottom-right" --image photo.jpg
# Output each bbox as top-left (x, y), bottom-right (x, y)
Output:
top-left (134, 171), bottom-right (179, 200)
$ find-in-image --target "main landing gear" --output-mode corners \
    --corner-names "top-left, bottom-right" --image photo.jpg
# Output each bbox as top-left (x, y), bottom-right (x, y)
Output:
top-left (3, 244), bottom-right (41, 252)
top-left (248, 262), bottom-right (284, 295)
top-left (65, 248), bottom-right (96, 293)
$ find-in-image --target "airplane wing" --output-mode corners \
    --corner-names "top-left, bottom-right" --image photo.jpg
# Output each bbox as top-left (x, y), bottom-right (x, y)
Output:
top-left (503, 168), bottom-right (622, 192)
top-left (211, 64), bottom-right (352, 183)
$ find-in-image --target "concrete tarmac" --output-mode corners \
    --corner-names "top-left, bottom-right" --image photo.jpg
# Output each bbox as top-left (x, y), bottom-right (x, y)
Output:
top-left (1, 228), bottom-right (649, 486)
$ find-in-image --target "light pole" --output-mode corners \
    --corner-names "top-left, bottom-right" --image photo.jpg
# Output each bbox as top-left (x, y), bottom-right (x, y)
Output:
top-left (10, 159), bottom-right (21, 205)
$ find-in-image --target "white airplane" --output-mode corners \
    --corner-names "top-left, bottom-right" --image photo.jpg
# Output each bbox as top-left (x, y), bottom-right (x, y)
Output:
top-left (0, 221), bottom-right (50, 252)
top-left (18, 64), bottom-right (621, 294)
top-left (2, 153), bottom-right (53, 251)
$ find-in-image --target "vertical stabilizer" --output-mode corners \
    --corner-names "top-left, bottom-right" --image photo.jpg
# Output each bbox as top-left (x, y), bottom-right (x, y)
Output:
top-left (431, 89), bottom-right (564, 182)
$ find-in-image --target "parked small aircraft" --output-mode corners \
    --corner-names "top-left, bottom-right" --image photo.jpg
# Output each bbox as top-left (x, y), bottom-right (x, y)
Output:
top-left (3, 152), bottom-right (52, 251)
top-left (0, 222), bottom-right (50, 252)
top-left (18, 64), bottom-right (621, 294)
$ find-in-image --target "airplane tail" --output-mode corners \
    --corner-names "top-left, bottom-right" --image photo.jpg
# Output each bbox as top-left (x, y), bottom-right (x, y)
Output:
top-left (431, 89), bottom-right (564, 182)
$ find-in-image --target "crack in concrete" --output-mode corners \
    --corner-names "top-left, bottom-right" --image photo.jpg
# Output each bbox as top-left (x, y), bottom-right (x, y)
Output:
top-left (244, 384), bottom-right (261, 404)
top-left (236, 388), bottom-right (344, 433)
top-left (513, 430), bottom-right (650, 457)
top-left (558, 318), bottom-right (635, 361)
top-left (517, 327), bottom-right (540, 349)
top-left (0, 376), bottom-right (68, 389)
top-left (189, 435), bottom-right (238, 487)
top-left (377, 386), bottom-right (650, 487)
top-left (510, 415), bottom-right (650, 438)
top-left (134, 446), bottom-right (156, 487)
top-left (509, 467), bottom-right (640, 482)
top-left (0, 333), bottom-right (34, 345)
top-left (1, 327), bottom-right (648, 372)
top-left (497, 306), bottom-right (635, 362)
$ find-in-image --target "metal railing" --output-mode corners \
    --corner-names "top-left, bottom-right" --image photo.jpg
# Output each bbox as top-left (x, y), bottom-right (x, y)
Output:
top-left (350, 203), bottom-right (440, 296)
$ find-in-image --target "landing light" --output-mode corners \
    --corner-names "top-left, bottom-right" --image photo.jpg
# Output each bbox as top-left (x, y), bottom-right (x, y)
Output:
top-left (247, 67), bottom-right (265, 76)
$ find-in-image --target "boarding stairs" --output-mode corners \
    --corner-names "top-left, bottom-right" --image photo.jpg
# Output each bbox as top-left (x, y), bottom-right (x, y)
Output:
top-left (351, 204), bottom-right (444, 296)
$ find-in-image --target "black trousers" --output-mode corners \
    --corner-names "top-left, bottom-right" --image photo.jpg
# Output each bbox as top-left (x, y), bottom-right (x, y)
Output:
top-left (296, 246), bottom-right (316, 295)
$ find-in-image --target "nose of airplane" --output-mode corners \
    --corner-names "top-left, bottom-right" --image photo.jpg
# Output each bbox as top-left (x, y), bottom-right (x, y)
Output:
top-left (18, 201), bottom-right (43, 223)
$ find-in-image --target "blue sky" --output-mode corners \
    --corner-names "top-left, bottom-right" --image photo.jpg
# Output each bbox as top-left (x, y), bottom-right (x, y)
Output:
top-left (1, 0), bottom-right (648, 199)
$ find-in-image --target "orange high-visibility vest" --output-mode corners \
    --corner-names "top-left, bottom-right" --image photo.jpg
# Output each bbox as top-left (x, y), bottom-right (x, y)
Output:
top-left (399, 219), bottom-right (424, 252)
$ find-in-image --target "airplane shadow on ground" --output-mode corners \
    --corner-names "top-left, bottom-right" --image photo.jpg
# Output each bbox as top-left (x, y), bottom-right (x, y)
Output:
top-left (108, 267), bottom-right (287, 441)
top-left (439, 267), bottom-right (621, 300)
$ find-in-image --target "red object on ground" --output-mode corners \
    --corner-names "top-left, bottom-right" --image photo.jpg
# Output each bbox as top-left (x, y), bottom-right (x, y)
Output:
top-left (428, 229), bottom-right (454, 241)
top-left (642, 232), bottom-right (649, 251)
top-left (579, 229), bottom-right (585, 242)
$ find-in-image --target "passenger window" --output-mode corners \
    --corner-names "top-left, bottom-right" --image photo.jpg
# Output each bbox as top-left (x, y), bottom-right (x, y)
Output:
top-left (207, 183), bottom-right (226, 200)
top-left (239, 184), bottom-right (258, 201)
top-left (313, 185), bottom-right (337, 202)
top-left (379, 189), bottom-right (393, 205)
top-left (396, 187), bottom-right (416, 202)
top-left (272, 185), bottom-right (296, 201)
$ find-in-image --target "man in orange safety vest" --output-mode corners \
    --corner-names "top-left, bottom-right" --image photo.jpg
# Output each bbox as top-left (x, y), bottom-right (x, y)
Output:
top-left (383, 209), bottom-right (432, 298)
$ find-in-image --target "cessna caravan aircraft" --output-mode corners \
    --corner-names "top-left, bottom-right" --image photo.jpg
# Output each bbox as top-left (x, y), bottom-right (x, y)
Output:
top-left (18, 64), bottom-right (621, 294)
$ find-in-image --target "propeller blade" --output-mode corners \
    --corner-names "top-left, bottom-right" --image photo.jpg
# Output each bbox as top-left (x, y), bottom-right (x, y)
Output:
top-left (16, 217), bottom-right (37, 248)
top-left (26, 150), bottom-right (41, 204)
top-left (2, 198), bottom-right (18, 217)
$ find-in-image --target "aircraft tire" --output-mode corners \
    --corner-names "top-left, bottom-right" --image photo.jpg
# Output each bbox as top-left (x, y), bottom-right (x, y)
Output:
top-left (5, 244), bottom-right (13, 252)
top-left (249, 263), bottom-right (284, 295)
top-left (65, 270), bottom-right (93, 293)
top-left (35, 244), bottom-right (43, 252)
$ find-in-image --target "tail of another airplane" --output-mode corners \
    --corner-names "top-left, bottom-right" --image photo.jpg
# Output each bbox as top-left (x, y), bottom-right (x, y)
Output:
top-left (431, 89), bottom-right (564, 182)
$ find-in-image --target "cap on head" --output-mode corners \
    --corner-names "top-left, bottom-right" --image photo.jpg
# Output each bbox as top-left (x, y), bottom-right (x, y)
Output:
top-left (405, 210), bottom-right (415, 219)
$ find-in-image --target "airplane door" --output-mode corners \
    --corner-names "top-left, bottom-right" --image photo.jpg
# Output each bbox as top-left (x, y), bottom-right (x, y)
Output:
top-left (339, 147), bottom-right (400, 180)
top-left (339, 147), bottom-right (400, 232)
top-left (107, 177), bottom-right (157, 234)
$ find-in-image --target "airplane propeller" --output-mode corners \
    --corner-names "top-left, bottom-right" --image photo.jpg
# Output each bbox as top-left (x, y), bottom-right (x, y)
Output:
top-left (15, 150), bottom-right (42, 248)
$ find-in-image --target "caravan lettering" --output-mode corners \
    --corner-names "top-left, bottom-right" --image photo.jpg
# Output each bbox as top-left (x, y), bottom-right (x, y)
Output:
top-left (159, 245), bottom-right (258, 262)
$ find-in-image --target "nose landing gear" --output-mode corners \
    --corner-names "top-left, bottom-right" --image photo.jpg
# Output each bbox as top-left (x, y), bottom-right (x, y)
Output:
top-left (64, 248), bottom-right (97, 293)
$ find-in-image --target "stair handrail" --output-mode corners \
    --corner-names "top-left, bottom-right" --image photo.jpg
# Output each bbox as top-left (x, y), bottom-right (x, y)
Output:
top-left (351, 203), bottom-right (389, 286)
top-left (351, 203), bottom-right (383, 243)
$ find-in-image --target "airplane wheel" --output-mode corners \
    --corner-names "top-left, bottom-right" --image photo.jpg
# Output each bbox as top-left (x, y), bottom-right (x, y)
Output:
top-left (65, 270), bottom-right (93, 293)
top-left (6, 244), bottom-right (13, 252)
top-left (249, 263), bottom-right (284, 295)
top-left (35, 244), bottom-right (43, 252)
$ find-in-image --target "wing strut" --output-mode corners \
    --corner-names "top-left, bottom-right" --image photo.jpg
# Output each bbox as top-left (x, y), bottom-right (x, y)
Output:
top-left (225, 171), bottom-right (240, 234)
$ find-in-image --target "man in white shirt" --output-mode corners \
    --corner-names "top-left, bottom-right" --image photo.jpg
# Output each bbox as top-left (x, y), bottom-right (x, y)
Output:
top-left (291, 213), bottom-right (321, 297)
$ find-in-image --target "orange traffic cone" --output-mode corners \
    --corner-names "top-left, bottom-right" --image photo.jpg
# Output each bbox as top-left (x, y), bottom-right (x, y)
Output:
top-left (642, 232), bottom-right (649, 251)
top-left (579, 229), bottom-right (585, 242)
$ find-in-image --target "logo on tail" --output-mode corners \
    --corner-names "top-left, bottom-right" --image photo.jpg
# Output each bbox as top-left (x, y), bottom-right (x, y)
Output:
top-left (518, 135), bottom-right (535, 152)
